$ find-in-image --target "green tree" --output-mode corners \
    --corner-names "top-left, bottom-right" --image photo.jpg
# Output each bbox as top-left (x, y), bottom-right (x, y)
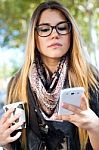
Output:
top-left (0, 0), bottom-right (45, 48)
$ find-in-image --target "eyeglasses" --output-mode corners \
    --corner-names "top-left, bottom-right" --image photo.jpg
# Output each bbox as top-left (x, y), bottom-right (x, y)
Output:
top-left (35, 21), bottom-right (71, 37)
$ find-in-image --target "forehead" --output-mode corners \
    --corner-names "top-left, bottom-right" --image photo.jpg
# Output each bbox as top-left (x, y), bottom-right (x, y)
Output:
top-left (38, 9), bottom-right (66, 24)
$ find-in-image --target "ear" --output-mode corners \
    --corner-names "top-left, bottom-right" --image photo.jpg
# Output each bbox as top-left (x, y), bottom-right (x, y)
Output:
top-left (80, 94), bottom-right (89, 110)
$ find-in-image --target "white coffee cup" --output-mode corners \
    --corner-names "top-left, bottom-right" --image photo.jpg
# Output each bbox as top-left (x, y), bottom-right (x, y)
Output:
top-left (3, 102), bottom-right (26, 129)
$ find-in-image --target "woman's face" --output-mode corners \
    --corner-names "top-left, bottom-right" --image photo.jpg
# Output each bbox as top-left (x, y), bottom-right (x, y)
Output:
top-left (35, 9), bottom-right (71, 60)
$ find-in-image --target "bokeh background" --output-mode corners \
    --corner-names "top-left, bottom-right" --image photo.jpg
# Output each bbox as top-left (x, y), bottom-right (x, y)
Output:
top-left (0, 0), bottom-right (99, 115)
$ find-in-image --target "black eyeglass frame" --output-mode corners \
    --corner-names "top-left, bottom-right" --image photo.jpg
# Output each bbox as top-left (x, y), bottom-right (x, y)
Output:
top-left (35, 21), bottom-right (72, 37)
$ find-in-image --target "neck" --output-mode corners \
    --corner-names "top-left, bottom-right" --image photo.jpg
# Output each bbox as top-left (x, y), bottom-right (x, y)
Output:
top-left (41, 56), bottom-right (60, 73)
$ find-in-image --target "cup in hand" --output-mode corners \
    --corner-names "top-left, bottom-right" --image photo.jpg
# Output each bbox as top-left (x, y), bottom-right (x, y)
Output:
top-left (3, 102), bottom-right (26, 129)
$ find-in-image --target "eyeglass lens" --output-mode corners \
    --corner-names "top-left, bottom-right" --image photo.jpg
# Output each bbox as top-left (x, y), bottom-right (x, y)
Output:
top-left (36, 21), bottom-right (71, 37)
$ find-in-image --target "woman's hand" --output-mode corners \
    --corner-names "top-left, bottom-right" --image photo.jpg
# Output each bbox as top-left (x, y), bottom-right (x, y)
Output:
top-left (54, 94), bottom-right (99, 131)
top-left (0, 108), bottom-right (22, 146)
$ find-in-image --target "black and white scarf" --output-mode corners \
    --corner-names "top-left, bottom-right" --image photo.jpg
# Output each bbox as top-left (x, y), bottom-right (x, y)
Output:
top-left (29, 53), bottom-right (68, 117)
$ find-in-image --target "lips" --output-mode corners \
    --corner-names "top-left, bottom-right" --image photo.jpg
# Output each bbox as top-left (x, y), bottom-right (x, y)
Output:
top-left (48, 43), bottom-right (62, 48)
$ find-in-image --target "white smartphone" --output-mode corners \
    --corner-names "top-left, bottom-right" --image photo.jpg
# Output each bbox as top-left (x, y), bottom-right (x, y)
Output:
top-left (58, 87), bottom-right (85, 115)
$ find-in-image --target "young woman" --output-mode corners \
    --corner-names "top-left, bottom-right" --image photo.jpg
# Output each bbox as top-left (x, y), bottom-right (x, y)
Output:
top-left (0, 1), bottom-right (99, 150)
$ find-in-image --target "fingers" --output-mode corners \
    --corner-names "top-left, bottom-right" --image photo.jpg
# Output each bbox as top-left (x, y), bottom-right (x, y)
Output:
top-left (54, 113), bottom-right (73, 121)
top-left (8, 131), bottom-right (22, 143)
top-left (61, 94), bottom-right (89, 114)
top-left (0, 108), bottom-right (15, 124)
top-left (0, 107), bottom-right (21, 131)
top-left (80, 94), bottom-right (89, 110)
top-left (61, 102), bottom-right (81, 114)
top-left (54, 94), bottom-right (89, 122)
top-left (3, 114), bottom-right (21, 130)
top-left (6, 121), bottom-right (23, 135)
top-left (0, 108), bottom-right (23, 146)
top-left (2, 131), bottom-right (22, 145)
top-left (54, 95), bottom-right (97, 131)
top-left (0, 118), bottom-right (23, 146)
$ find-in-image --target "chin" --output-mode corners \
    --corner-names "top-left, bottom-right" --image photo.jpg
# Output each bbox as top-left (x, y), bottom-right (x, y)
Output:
top-left (50, 53), bottom-right (66, 58)
top-left (48, 55), bottom-right (64, 60)
top-left (42, 52), bottom-right (67, 60)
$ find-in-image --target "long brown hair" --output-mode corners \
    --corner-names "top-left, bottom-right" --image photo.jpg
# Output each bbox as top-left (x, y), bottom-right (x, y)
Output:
top-left (7, 1), bottom-right (98, 149)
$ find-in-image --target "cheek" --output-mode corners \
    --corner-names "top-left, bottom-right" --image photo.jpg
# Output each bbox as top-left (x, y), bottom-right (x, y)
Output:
top-left (36, 38), bottom-right (47, 51)
top-left (63, 36), bottom-right (71, 49)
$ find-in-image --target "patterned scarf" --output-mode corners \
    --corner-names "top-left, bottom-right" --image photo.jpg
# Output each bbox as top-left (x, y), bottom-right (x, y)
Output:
top-left (29, 53), bottom-right (68, 117)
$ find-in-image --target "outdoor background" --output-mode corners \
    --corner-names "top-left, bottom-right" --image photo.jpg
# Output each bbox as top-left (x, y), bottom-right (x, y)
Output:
top-left (0, 0), bottom-right (99, 115)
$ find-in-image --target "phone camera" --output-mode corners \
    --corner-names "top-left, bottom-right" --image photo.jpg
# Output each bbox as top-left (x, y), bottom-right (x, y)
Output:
top-left (71, 92), bottom-right (74, 95)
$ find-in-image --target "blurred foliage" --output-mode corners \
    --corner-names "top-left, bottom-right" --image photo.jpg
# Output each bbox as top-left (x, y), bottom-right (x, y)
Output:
top-left (0, 58), bottom-right (21, 78)
top-left (66, 0), bottom-right (98, 53)
top-left (0, 0), bottom-right (99, 78)
top-left (0, 0), bottom-right (45, 48)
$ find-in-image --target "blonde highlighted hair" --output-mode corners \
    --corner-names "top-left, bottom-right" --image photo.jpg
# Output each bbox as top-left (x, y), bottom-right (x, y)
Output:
top-left (7, 1), bottom-right (98, 150)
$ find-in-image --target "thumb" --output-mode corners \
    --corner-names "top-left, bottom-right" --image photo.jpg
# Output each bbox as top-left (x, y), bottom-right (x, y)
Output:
top-left (80, 94), bottom-right (89, 110)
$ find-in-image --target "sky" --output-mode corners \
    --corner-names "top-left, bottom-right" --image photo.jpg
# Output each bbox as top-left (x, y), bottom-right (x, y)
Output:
top-left (0, 47), bottom-right (24, 93)
top-left (0, 47), bottom-right (24, 68)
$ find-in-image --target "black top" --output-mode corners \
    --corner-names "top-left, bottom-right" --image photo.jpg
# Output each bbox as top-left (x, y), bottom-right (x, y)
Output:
top-left (11, 74), bottom-right (99, 150)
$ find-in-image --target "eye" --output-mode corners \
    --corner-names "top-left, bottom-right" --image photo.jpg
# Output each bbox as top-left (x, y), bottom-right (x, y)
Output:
top-left (37, 26), bottom-right (50, 32)
top-left (58, 26), bottom-right (67, 31)
top-left (58, 24), bottom-right (68, 31)
top-left (57, 22), bottom-right (70, 31)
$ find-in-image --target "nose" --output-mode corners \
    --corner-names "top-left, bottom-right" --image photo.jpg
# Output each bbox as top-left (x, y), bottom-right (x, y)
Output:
top-left (51, 28), bottom-right (59, 38)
